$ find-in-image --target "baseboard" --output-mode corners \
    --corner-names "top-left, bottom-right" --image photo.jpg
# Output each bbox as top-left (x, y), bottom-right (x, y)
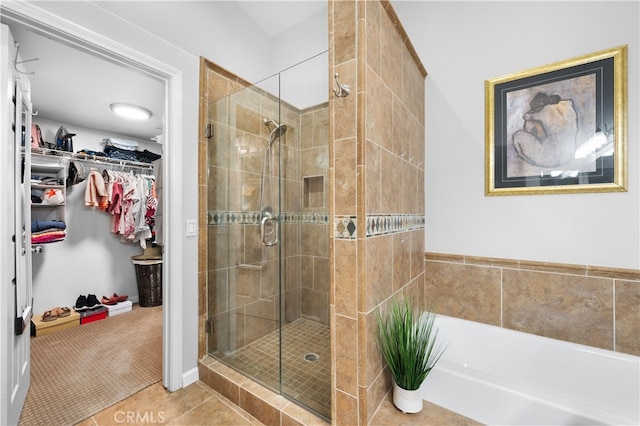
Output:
top-left (182, 366), bottom-right (199, 388)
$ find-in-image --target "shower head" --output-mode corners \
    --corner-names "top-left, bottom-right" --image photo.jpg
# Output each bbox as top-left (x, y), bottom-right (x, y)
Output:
top-left (264, 117), bottom-right (288, 146)
top-left (269, 124), bottom-right (288, 142)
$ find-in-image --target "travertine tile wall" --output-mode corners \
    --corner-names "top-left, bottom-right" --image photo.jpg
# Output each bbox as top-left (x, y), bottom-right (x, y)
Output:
top-left (330, 1), bottom-right (427, 423)
top-left (425, 252), bottom-right (640, 357)
top-left (300, 105), bottom-right (330, 325)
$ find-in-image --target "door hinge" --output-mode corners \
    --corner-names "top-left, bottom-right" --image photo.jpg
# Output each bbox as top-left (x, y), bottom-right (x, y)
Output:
top-left (205, 123), bottom-right (214, 139)
top-left (205, 318), bottom-right (215, 333)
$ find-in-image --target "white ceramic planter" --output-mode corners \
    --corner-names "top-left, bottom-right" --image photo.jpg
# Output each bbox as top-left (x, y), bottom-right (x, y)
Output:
top-left (393, 382), bottom-right (423, 413)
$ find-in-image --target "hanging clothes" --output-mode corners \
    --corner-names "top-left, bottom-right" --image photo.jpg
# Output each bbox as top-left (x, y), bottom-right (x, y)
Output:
top-left (85, 165), bottom-right (158, 249)
top-left (90, 168), bottom-right (156, 248)
top-left (84, 170), bottom-right (108, 208)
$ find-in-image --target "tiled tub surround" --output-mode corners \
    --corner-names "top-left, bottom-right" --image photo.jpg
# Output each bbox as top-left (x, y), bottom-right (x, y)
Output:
top-left (425, 252), bottom-right (640, 357)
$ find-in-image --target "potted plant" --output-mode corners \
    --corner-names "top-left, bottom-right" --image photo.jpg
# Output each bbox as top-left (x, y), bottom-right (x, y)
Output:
top-left (376, 295), bottom-right (447, 413)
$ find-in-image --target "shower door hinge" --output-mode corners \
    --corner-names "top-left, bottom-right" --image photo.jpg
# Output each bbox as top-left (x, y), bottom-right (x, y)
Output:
top-left (206, 318), bottom-right (214, 333)
top-left (205, 123), bottom-right (214, 139)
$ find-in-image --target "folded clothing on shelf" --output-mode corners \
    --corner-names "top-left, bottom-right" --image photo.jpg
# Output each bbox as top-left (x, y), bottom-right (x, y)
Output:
top-left (32, 229), bottom-right (66, 244)
top-left (103, 142), bottom-right (161, 164)
top-left (31, 175), bottom-right (64, 186)
top-left (103, 137), bottom-right (139, 151)
top-left (31, 220), bottom-right (66, 233)
top-left (31, 220), bottom-right (66, 244)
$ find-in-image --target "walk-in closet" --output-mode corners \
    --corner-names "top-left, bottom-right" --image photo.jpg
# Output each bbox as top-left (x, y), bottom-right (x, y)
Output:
top-left (3, 20), bottom-right (167, 425)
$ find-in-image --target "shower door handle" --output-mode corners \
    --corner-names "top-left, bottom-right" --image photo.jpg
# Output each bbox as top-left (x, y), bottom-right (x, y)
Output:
top-left (260, 213), bottom-right (278, 247)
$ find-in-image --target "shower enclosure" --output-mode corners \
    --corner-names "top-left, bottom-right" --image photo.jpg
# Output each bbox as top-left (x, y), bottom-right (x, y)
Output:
top-left (205, 52), bottom-right (330, 419)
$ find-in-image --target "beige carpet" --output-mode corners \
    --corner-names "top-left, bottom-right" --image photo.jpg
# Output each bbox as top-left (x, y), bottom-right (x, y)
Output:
top-left (19, 304), bottom-right (162, 426)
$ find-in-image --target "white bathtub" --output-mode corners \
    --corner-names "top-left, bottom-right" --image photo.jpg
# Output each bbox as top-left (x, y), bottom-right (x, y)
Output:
top-left (420, 315), bottom-right (640, 425)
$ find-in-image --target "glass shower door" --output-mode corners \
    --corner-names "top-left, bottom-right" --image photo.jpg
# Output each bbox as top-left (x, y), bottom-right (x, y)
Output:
top-left (206, 74), bottom-right (283, 391)
top-left (206, 50), bottom-right (330, 421)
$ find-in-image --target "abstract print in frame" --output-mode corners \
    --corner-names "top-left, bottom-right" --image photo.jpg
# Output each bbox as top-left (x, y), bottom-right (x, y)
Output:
top-left (485, 45), bottom-right (627, 196)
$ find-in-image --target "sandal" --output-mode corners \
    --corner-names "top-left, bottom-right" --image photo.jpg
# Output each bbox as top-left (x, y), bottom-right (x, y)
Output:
top-left (56, 307), bottom-right (71, 318)
top-left (41, 310), bottom-right (58, 322)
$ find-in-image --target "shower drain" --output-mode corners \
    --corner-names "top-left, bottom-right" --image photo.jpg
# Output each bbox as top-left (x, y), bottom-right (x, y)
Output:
top-left (304, 353), bottom-right (319, 362)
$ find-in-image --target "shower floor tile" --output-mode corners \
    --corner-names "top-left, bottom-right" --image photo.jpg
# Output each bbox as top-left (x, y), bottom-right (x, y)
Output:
top-left (216, 318), bottom-right (331, 419)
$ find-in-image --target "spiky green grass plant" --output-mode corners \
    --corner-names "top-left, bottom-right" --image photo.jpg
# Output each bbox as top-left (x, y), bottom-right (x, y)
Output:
top-left (376, 296), bottom-right (447, 391)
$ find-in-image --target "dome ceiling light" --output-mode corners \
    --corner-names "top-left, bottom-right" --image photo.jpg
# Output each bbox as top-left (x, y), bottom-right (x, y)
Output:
top-left (109, 102), bottom-right (152, 120)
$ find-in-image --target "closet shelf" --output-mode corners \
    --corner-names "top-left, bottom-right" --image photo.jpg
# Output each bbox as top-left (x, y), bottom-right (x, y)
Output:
top-left (27, 147), bottom-right (156, 171)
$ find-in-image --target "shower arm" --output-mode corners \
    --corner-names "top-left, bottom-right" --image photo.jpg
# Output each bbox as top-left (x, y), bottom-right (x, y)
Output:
top-left (333, 73), bottom-right (350, 97)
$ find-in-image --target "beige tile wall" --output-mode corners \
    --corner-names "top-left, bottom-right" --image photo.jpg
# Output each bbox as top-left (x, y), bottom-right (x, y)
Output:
top-left (425, 252), bottom-right (640, 356)
top-left (330, 1), bottom-right (427, 423)
top-left (300, 106), bottom-right (330, 325)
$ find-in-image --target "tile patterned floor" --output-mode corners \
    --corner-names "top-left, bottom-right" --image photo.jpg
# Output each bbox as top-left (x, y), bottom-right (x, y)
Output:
top-left (370, 393), bottom-right (483, 426)
top-left (216, 318), bottom-right (331, 419)
top-left (77, 317), bottom-right (480, 425)
top-left (77, 379), bottom-right (481, 425)
top-left (76, 381), bottom-right (263, 426)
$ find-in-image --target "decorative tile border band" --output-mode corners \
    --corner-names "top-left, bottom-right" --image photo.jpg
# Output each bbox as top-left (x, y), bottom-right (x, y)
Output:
top-left (334, 214), bottom-right (425, 239)
top-left (334, 216), bottom-right (357, 239)
top-left (208, 211), bottom-right (328, 226)
top-left (365, 214), bottom-right (425, 237)
top-left (208, 211), bottom-right (423, 239)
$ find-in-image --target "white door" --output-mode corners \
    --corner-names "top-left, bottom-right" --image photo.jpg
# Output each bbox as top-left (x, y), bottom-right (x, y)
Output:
top-left (0, 23), bottom-right (33, 426)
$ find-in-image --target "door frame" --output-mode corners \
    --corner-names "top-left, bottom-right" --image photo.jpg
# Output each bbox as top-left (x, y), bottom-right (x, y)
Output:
top-left (0, 2), bottom-right (184, 392)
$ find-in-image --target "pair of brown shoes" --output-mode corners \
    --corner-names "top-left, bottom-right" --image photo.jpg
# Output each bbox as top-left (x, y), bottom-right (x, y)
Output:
top-left (41, 306), bottom-right (71, 322)
top-left (101, 293), bottom-right (128, 306)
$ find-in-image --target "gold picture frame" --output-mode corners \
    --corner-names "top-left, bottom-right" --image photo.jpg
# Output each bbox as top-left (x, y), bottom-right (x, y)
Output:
top-left (485, 45), bottom-right (627, 196)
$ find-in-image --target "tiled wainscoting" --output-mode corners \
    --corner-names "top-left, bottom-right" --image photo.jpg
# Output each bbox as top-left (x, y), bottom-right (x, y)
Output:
top-left (425, 252), bottom-right (640, 356)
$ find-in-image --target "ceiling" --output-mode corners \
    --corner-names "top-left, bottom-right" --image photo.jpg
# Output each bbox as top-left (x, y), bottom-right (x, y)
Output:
top-left (236, 1), bottom-right (327, 37)
top-left (10, 25), bottom-right (165, 142)
top-left (6, 1), bottom-right (326, 143)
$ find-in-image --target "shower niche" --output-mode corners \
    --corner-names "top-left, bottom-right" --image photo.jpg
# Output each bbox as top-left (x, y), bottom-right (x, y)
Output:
top-left (204, 51), bottom-right (330, 420)
top-left (304, 176), bottom-right (324, 208)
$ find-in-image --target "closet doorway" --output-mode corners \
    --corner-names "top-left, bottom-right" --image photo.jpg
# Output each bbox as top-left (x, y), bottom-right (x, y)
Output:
top-left (0, 1), bottom-right (183, 418)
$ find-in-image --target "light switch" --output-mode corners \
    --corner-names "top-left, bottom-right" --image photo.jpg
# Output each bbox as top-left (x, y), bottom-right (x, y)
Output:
top-left (185, 219), bottom-right (196, 237)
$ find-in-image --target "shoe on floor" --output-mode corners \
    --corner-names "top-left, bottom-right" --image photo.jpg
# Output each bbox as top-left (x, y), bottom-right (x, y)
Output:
top-left (74, 295), bottom-right (89, 311)
top-left (113, 293), bottom-right (128, 303)
top-left (101, 295), bottom-right (117, 305)
top-left (86, 294), bottom-right (101, 309)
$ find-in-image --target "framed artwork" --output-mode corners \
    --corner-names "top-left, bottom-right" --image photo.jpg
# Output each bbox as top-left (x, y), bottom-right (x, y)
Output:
top-left (485, 45), bottom-right (627, 196)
